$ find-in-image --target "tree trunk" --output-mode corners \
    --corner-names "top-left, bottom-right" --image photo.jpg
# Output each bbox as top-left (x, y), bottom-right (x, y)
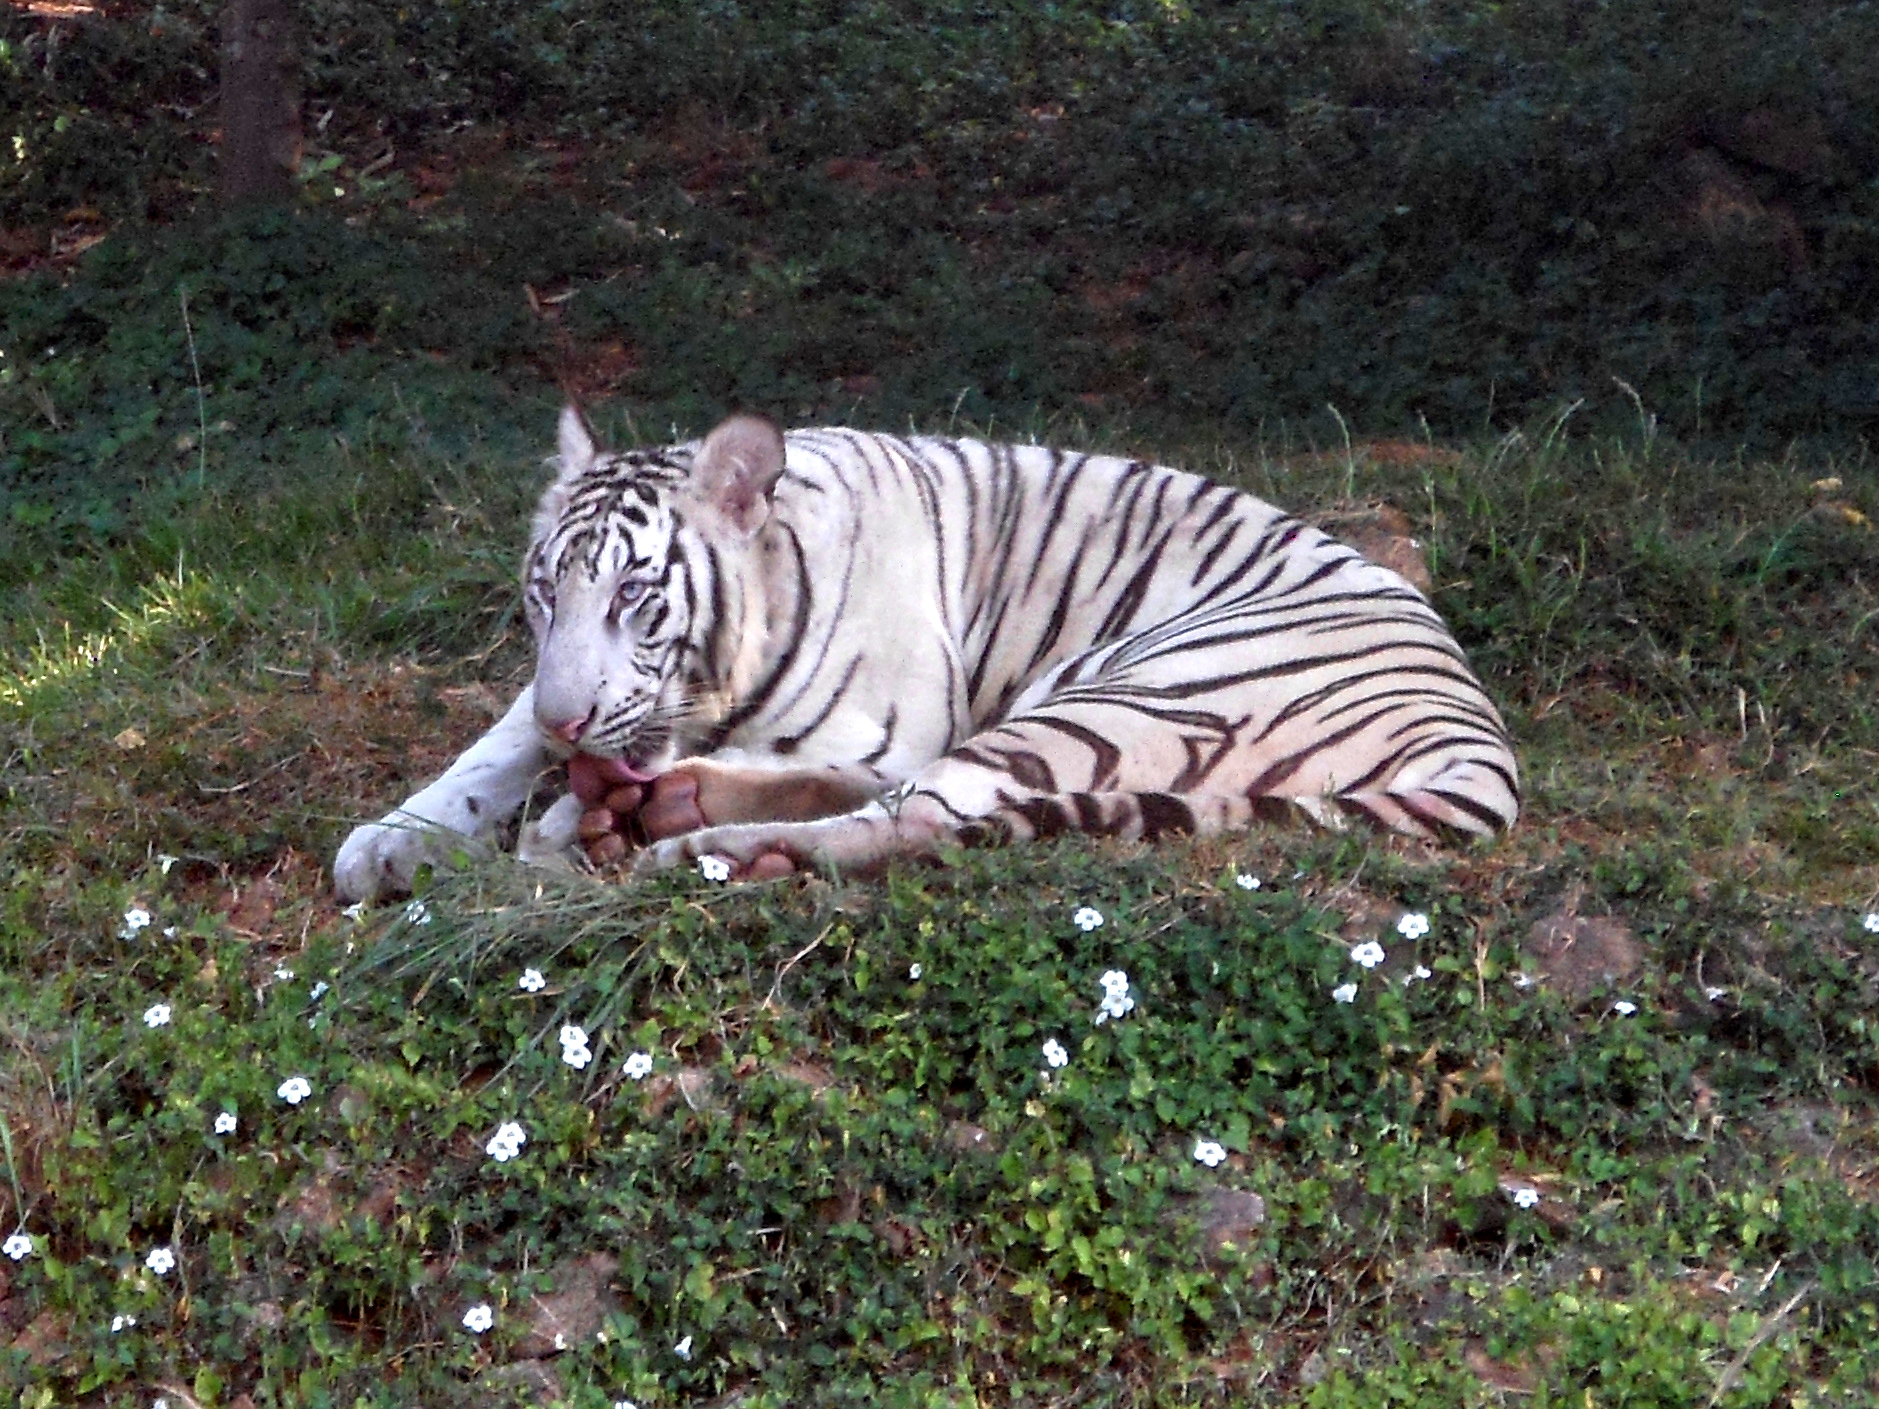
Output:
top-left (219, 0), bottom-right (300, 205)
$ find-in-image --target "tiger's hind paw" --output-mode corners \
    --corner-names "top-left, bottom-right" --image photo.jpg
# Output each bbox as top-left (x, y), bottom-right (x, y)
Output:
top-left (630, 829), bottom-right (799, 883)
top-left (739, 851), bottom-right (798, 882)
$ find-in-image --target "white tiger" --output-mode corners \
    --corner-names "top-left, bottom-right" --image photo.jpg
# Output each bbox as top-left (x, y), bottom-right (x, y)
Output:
top-left (333, 408), bottom-right (1518, 901)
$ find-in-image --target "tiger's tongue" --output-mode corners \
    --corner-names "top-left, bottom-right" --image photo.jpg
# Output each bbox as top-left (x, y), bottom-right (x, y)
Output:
top-left (580, 755), bottom-right (657, 785)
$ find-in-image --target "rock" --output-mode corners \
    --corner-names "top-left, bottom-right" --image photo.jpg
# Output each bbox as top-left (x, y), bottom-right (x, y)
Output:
top-left (510, 1252), bottom-right (622, 1360)
top-left (1523, 907), bottom-right (1641, 1003)
top-left (1177, 1186), bottom-right (1268, 1262)
top-left (641, 1065), bottom-right (725, 1118)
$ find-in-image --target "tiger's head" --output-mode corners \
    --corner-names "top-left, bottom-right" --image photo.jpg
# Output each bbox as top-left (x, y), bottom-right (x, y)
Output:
top-left (523, 407), bottom-right (787, 772)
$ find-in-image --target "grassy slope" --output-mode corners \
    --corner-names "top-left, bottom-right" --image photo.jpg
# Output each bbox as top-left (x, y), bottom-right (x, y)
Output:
top-left (3, 419), bottom-right (1876, 1408)
top-left (4, 3), bottom-right (1879, 1406)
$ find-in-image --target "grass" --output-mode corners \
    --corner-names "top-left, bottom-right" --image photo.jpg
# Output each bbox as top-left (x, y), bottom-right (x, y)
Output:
top-left (4, 1), bottom-right (1879, 1403)
top-left (3, 417), bottom-right (1876, 1406)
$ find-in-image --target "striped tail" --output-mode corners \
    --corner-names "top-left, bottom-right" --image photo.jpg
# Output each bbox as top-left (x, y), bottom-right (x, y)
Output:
top-left (963, 775), bottom-right (1516, 850)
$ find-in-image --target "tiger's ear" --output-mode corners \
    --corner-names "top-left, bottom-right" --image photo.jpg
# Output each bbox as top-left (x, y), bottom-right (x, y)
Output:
top-left (556, 402), bottom-right (600, 479)
top-left (689, 413), bottom-right (786, 537)
top-left (534, 403), bottom-right (599, 541)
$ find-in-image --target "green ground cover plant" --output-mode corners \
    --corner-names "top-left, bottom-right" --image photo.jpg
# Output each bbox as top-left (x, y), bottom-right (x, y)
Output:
top-left (2, 1), bottom-right (1878, 1404)
top-left (6, 0), bottom-right (1878, 559)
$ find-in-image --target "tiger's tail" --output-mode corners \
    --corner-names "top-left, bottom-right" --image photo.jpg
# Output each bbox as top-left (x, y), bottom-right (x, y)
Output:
top-left (964, 774), bottom-right (1517, 850)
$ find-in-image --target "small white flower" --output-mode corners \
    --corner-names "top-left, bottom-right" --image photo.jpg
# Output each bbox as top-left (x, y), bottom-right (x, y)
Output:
top-left (120, 906), bottom-right (153, 939)
top-left (3, 1232), bottom-right (31, 1260)
top-left (486, 1121), bottom-right (527, 1162)
top-left (1408, 964), bottom-right (1433, 982)
top-left (273, 965), bottom-right (295, 982)
top-left (111, 1313), bottom-right (137, 1333)
top-left (277, 1076), bottom-right (312, 1105)
top-left (142, 1003), bottom-right (172, 1028)
top-left (213, 1110), bottom-right (238, 1135)
top-left (1193, 1139), bottom-right (1227, 1168)
top-left (1331, 982), bottom-right (1358, 1004)
top-left (404, 899), bottom-right (432, 927)
top-left (1508, 1185), bottom-right (1542, 1210)
top-left (1350, 941), bottom-right (1387, 970)
top-left (1863, 912), bottom-right (1879, 934)
top-left (560, 1024), bottom-right (594, 1069)
top-left (145, 1245), bottom-right (176, 1276)
top-left (462, 1303), bottom-right (494, 1334)
top-left (1704, 985), bottom-right (1728, 1003)
top-left (674, 1334), bottom-right (694, 1360)
top-left (519, 968), bottom-right (547, 993)
top-left (156, 1399), bottom-right (170, 1409)
top-left (1095, 994), bottom-right (1135, 1023)
top-left (697, 854), bottom-right (732, 883)
top-left (309, 980), bottom-right (329, 1002)
top-left (623, 1051), bottom-right (654, 1081)
top-left (1042, 1038), bottom-right (1069, 1069)
top-left (907, 963), bottom-right (922, 980)
top-left (1093, 970), bottom-right (1135, 1024)
top-left (1396, 912), bottom-right (1431, 941)
top-left (1073, 906), bottom-right (1105, 931)
top-left (1611, 1000), bottom-right (1638, 1016)
top-left (341, 901), bottom-right (367, 922)
top-left (614, 1400), bottom-right (640, 1409)
top-left (1234, 872), bottom-right (1261, 890)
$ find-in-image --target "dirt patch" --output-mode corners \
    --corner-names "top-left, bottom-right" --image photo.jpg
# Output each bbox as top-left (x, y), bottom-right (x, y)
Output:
top-left (1522, 904), bottom-right (1642, 1003)
top-left (1313, 501), bottom-right (1433, 593)
top-left (824, 155), bottom-right (935, 196)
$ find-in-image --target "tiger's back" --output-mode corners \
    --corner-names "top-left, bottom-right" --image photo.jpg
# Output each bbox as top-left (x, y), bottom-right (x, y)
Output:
top-left (723, 427), bottom-right (1518, 850)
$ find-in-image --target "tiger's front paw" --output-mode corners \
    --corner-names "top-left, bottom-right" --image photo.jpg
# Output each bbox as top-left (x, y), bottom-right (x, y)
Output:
top-left (569, 760), bottom-right (711, 868)
top-left (516, 793), bottom-right (587, 872)
top-left (334, 812), bottom-right (477, 903)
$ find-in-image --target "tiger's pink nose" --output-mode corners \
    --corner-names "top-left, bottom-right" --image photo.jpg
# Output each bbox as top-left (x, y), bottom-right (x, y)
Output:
top-left (547, 710), bottom-right (594, 745)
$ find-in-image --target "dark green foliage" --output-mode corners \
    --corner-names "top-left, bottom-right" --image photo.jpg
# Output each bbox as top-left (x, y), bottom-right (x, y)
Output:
top-left (5, 1), bottom-right (1877, 576)
top-left (0, 205), bottom-right (545, 576)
